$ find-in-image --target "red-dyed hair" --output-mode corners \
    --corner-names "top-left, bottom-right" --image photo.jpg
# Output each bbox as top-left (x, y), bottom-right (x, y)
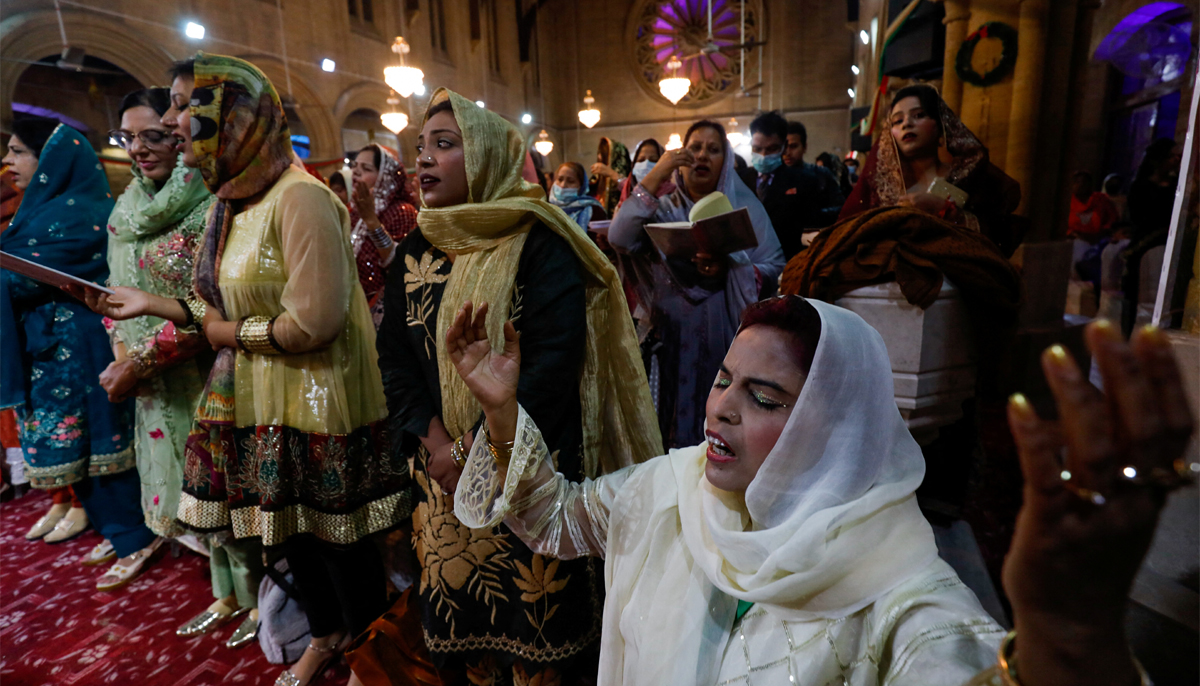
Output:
top-left (738, 296), bottom-right (822, 374)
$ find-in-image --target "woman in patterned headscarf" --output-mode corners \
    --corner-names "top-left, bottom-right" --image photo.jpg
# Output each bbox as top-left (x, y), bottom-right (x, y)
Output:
top-left (837, 84), bottom-right (1024, 256)
top-left (87, 53), bottom-right (410, 686)
top-left (374, 88), bottom-right (660, 685)
top-left (348, 143), bottom-right (418, 326)
top-left (2, 118), bottom-right (160, 590)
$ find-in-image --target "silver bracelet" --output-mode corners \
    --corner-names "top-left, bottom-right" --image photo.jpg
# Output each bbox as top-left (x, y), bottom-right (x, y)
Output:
top-left (367, 225), bottom-right (394, 250)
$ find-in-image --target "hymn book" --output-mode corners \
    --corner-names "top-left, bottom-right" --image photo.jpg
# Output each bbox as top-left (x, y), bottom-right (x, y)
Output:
top-left (0, 251), bottom-right (114, 295)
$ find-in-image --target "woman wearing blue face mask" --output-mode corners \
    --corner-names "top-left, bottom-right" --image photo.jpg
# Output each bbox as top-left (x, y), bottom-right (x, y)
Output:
top-left (548, 162), bottom-right (605, 231)
top-left (617, 139), bottom-right (668, 211)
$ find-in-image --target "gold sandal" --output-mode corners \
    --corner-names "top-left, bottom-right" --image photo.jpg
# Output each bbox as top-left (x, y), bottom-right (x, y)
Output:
top-left (274, 632), bottom-right (348, 686)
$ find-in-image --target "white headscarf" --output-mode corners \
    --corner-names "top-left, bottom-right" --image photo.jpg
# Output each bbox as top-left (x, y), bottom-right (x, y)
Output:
top-left (657, 127), bottom-right (785, 290)
top-left (601, 298), bottom-right (938, 685)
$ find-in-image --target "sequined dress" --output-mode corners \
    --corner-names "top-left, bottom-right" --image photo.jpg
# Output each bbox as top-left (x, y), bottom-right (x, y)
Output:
top-left (177, 168), bottom-right (412, 547)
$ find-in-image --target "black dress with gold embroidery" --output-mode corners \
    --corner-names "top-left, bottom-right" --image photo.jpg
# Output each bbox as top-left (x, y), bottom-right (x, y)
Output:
top-left (377, 223), bottom-right (601, 672)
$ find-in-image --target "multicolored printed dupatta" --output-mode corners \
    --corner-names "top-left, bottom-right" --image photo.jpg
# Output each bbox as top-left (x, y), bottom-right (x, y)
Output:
top-left (189, 52), bottom-right (293, 426)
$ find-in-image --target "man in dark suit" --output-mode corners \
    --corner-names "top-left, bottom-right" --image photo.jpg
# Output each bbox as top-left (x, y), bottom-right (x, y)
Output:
top-left (750, 111), bottom-right (845, 260)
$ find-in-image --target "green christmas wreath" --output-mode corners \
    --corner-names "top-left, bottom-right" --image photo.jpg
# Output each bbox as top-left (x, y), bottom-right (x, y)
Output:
top-left (955, 22), bottom-right (1019, 87)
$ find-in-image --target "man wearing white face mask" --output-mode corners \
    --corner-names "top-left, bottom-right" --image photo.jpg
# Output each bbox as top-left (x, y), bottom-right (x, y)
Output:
top-left (750, 111), bottom-right (844, 259)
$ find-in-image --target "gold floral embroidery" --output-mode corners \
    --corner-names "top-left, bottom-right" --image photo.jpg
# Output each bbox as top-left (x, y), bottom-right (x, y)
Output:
top-left (405, 250), bottom-right (450, 356)
top-left (414, 453), bottom-right (513, 633)
top-left (513, 663), bottom-right (562, 686)
top-left (513, 554), bottom-right (570, 643)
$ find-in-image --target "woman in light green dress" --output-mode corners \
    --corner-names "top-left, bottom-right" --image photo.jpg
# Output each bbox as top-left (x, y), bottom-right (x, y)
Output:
top-left (104, 88), bottom-right (213, 538)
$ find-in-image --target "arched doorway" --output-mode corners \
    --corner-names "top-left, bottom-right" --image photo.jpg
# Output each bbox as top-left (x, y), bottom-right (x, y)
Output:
top-left (11, 53), bottom-right (145, 195)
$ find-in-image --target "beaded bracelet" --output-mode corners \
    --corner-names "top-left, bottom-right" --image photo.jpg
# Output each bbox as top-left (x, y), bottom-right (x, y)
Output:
top-left (235, 316), bottom-right (285, 354)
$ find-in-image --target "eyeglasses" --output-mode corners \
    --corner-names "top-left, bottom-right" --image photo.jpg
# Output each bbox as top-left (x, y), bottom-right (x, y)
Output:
top-left (107, 129), bottom-right (178, 151)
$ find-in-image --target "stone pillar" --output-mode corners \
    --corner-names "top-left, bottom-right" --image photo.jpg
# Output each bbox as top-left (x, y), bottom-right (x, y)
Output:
top-left (1006, 0), bottom-right (1050, 215)
top-left (941, 0), bottom-right (972, 115)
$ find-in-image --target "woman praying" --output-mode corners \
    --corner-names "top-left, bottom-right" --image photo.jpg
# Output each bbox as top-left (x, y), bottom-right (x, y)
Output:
top-left (443, 294), bottom-right (1192, 686)
top-left (375, 88), bottom-right (659, 684)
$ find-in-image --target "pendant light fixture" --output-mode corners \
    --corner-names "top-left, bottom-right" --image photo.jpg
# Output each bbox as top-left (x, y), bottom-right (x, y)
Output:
top-left (658, 55), bottom-right (690, 105)
top-left (725, 117), bottom-right (744, 147)
top-left (578, 90), bottom-right (601, 128)
top-left (533, 129), bottom-right (554, 156)
top-left (380, 94), bottom-right (408, 134)
top-left (664, 132), bottom-right (683, 151)
top-left (384, 37), bottom-right (424, 98)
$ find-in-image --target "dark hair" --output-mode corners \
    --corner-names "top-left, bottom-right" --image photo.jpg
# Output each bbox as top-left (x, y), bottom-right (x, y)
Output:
top-left (750, 110), bottom-right (788, 142)
top-left (167, 58), bottom-right (196, 81)
top-left (733, 154), bottom-right (748, 170)
top-left (328, 170), bottom-right (347, 188)
top-left (633, 138), bottom-right (664, 161)
top-left (891, 84), bottom-right (943, 134)
top-left (11, 116), bottom-right (61, 158)
top-left (357, 144), bottom-right (382, 170)
top-left (1072, 170), bottom-right (1094, 189)
top-left (738, 296), bottom-right (822, 374)
top-left (786, 120), bottom-right (807, 148)
top-left (684, 119), bottom-right (727, 148)
top-left (426, 99), bottom-right (455, 121)
top-left (1136, 138), bottom-right (1179, 183)
top-left (118, 87), bottom-right (172, 119)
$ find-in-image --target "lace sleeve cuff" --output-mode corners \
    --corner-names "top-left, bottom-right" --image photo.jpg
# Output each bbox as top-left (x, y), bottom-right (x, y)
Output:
top-left (454, 403), bottom-right (546, 528)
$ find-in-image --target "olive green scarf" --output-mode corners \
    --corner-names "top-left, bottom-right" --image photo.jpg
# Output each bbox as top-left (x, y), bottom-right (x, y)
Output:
top-left (418, 88), bottom-right (661, 477)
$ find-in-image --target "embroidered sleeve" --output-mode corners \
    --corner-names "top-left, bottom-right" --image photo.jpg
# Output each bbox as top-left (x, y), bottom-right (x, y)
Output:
top-left (126, 321), bottom-right (209, 380)
top-left (607, 185), bottom-right (660, 254)
top-left (453, 403), bottom-right (634, 560)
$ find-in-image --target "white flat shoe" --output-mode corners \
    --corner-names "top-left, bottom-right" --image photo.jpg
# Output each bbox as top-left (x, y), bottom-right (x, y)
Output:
top-left (25, 505), bottom-right (69, 540)
top-left (43, 508), bottom-right (89, 543)
top-left (96, 539), bottom-right (162, 591)
top-left (81, 540), bottom-right (116, 566)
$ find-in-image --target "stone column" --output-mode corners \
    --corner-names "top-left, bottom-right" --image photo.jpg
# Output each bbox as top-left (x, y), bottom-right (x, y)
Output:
top-left (1006, 0), bottom-right (1051, 215)
top-left (941, 0), bottom-right (972, 115)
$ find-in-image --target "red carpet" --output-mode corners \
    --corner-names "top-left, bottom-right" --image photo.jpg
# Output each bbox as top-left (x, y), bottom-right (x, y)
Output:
top-left (0, 488), bottom-right (351, 685)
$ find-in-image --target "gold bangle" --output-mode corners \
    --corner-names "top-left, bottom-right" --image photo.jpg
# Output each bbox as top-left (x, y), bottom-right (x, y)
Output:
top-left (451, 435), bottom-right (468, 468)
top-left (235, 316), bottom-right (283, 354)
top-left (997, 630), bottom-right (1019, 686)
top-left (998, 630), bottom-right (1154, 686)
top-left (184, 293), bottom-right (207, 330)
top-left (484, 425), bottom-right (514, 463)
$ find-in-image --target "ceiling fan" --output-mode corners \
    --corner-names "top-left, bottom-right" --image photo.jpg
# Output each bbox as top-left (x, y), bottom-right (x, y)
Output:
top-left (677, 0), bottom-right (767, 61)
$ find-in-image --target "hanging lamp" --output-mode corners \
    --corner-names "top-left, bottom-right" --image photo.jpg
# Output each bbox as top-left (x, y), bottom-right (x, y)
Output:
top-left (380, 94), bottom-right (408, 134)
top-left (658, 55), bottom-right (690, 105)
top-left (384, 37), bottom-right (425, 98)
top-left (664, 133), bottom-right (683, 150)
top-left (533, 129), bottom-right (554, 156)
top-left (725, 117), bottom-right (744, 146)
top-left (578, 90), bottom-right (601, 128)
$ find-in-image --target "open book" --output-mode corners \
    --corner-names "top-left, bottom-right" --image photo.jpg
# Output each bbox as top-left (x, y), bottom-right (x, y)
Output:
top-left (644, 206), bottom-right (757, 260)
top-left (0, 251), bottom-right (114, 295)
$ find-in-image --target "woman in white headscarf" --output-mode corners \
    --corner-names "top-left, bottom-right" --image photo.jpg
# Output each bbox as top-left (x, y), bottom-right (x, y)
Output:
top-left (438, 294), bottom-right (1190, 686)
top-left (609, 119), bottom-right (785, 448)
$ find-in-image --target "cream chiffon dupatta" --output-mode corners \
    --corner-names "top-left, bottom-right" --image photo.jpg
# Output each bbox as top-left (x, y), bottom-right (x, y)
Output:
top-left (598, 300), bottom-right (939, 684)
top-left (416, 88), bottom-right (662, 476)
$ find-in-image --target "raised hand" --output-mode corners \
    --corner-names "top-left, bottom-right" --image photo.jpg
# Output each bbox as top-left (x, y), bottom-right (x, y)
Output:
top-left (352, 180), bottom-right (378, 225)
top-left (446, 301), bottom-right (520, 414)
top-left (1004, 321), bottom-right (1196, 686)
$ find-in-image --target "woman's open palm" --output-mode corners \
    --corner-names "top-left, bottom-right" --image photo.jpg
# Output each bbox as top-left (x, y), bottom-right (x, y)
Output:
top-left (446, 301), bottom-right (521, 411)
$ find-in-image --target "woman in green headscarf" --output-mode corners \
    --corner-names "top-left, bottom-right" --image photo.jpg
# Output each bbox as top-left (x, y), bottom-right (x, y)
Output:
top-left (375, 89), bottom-right (659, 684)
top-left (590, 136), bottom-right (631, 217)
top-left (88, 53), bottom-right (410, 686)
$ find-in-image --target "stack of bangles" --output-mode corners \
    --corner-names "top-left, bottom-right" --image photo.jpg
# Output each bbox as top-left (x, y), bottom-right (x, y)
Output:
top-left (997, 631), bottom-right (1152, 685)
top-left (450, 426), bottom-right (516, 469)
top-left (367, 223), bottom-right (394, 251)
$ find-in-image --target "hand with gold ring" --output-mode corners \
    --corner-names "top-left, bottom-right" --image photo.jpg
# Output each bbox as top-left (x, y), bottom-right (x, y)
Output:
top-left (1001, 321), bottom-right (1195, 686)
